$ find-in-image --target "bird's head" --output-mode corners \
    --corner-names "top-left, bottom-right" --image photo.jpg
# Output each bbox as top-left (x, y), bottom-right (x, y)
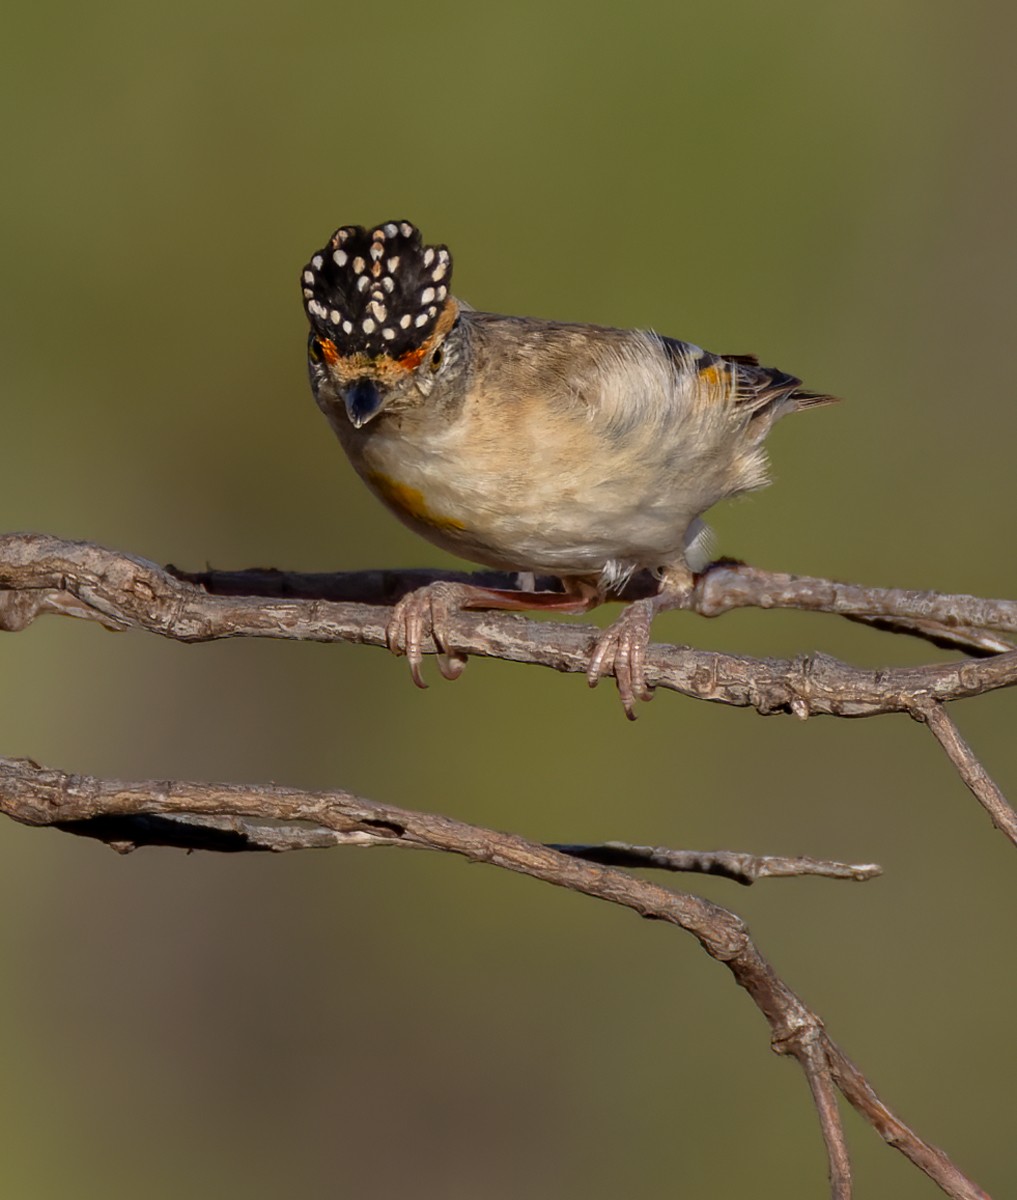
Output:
top-left (301, 220), bottom-right (460, 428)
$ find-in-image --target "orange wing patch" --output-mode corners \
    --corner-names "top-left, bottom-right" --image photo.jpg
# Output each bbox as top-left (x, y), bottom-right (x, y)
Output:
top-left (698, 362), bottom-right (727, 388)
top-left (367, 472), bottom-right (466, 532)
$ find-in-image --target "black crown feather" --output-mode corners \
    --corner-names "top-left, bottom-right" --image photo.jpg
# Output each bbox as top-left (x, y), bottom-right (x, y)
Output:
top-left (301, 220), bottom-right (454, 358)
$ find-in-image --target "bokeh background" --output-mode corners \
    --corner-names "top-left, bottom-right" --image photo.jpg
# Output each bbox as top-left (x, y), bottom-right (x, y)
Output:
top-left (2, 3), bottom-right (1014, 1196)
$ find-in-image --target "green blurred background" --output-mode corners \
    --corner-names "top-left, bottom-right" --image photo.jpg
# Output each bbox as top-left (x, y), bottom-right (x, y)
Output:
top-left (2, 2), bottom-right (1014, 1196)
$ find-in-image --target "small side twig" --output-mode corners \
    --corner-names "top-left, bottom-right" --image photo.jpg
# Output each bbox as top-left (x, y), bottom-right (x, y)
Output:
top-left (549, 842), bottom-right (881, 885)
top-left (800, 1032), bottom-right (853, 1200)
top-left (914, 701), bottom-right (1017, 845)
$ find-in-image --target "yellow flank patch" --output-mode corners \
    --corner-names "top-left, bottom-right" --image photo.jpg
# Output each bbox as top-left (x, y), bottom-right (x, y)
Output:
top-left (367, 473), bottom-right (466, 531)
top-left (698, 363), bottom-right (726, 388)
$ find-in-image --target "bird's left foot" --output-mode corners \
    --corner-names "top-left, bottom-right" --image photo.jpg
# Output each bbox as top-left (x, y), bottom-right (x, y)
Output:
top-left (587, 571), bottom-right (693, 719)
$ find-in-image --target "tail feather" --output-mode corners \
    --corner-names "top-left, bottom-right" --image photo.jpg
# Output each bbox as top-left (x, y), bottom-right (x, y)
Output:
top-left (787, 387), bottom-right (841, 410)
top-left (722, 355), bottom-right (840, 419)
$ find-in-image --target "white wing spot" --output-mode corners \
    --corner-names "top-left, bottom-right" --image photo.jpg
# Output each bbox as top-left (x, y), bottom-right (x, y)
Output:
top-left (382, 327), bottom-right (396, 340)
top-left (333, 250), bottom-right (348, 267)
top-left (329, 310), bottom-right (341, 324)
top-left (342, 320), bottom-right (353, 334)
top-left (436, 285), bottom-right (447, 300)
top-left (312, 255), bottom-right (324, 270)
top-left (427, 305), bottom-right (437, 318)
top-left (384, 222), bottom-right (398, 237)
top-left (414, 313), bottom-right (428, 327)
top-left (362, 318), bottom-right (376, 333)
top-left (369, 300), bottom-right (387, 322)
top-left (400, 222), bottom-right (413, 237)
top-left (370, 243), bottom-right (384, 261)
top-left (303, 270), bottom-right (315, 284)
top-left (431, 262), bottom-right (448, 281)
top-left (400, 314), bottom-right (412, 329)
top-left (420, 287), bottom-right (435, 305)
top-left (423, 248), bottom-right (435, 267)
top-left (356, 276), bottom-right (369, 293)
top-left (387, 256), bottom-right (400, 272)
top-left (303, 288), bottom-right (314, 299)
top-left (353, 256), bottom-right (365, 274)
top-left (382, 277), bottom-right (394, 293)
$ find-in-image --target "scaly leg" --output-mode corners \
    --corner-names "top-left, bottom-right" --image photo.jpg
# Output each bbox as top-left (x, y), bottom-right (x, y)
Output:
top-left (387, 581), bottom-right (592, 688)
top-left (587, 565), bottom-right (694, 719)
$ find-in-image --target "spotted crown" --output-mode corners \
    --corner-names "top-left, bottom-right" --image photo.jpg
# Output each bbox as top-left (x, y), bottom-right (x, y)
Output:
top-left (301, 220), bottom-right (454, 359)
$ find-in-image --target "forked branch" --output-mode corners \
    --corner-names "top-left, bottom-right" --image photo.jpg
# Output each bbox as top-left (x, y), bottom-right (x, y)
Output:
top-left (0, 754), bottom-right (989, 1200)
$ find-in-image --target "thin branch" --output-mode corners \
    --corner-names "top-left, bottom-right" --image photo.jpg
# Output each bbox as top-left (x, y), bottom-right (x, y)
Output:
top-left (34, 805), bottom-right (891, 884)
top-left (549, 842), bottom-right (881, 885)
top-left (3, 535), bottom-right (1017, 723)
top-left (915, 702), bottom-right (1017, 845)
top-left (690, 563), bottom-right (1017, 640)
top-left (800, 1031), bottom-right (853, 1200)
top-left (0, 755), bottom-right (991, 1200)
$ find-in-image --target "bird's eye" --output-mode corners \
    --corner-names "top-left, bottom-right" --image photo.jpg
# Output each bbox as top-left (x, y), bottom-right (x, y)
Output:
top-left (429, 345), bottom-right (444, 373)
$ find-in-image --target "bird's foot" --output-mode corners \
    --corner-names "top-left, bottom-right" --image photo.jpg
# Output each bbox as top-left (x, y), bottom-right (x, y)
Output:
top-left (586, 598), bottom-right (659, 719)
top-left (586, 570), bottom-right (693, 719)
top-left (386, 581), bottom-right (475, 688)
top-left (386, 582), bottom-right (589, 689)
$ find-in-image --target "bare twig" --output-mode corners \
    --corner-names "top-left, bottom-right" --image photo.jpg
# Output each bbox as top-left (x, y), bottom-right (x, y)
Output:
top-left (3, 535), bottom-right (1017, 725)
top-left (690, 563), bottom-right (1017, 641)
top-left (0, 754), bottom-right (989, 1200)
top-left (914, 702), bottom-right (1017, 845)
top-left (548, 842), bottom-right (881, 884)
top-left (800, 1031), bottom-right (853, 1200)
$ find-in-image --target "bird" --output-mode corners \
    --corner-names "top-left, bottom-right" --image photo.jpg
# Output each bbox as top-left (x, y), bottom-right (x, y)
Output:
top-left (300, 219), bottom-right (837, 717)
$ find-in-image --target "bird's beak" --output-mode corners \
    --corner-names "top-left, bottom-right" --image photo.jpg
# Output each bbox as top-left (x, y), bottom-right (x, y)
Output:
top-left (344, 378), bottom-right (385, 428)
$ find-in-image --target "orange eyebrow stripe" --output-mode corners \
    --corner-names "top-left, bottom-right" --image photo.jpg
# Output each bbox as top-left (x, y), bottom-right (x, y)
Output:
top-left (398, 344), bottom-right (428, 370)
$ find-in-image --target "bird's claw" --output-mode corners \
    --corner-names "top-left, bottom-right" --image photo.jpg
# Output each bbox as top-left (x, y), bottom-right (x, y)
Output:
top-left (386, 582), bottom-right (471, 688)
top-left (587, 598), bottom-right (657, 720)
